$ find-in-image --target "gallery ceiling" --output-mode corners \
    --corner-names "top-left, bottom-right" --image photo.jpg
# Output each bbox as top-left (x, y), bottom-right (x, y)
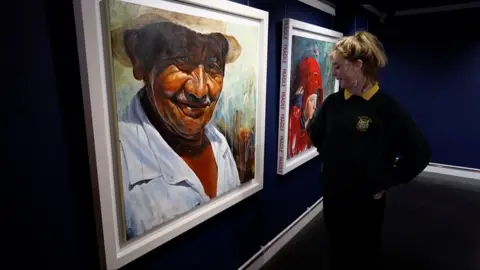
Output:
top-left (329, 0), bottom-right (476, 13)
top-left (364, 0), bottom-right (475, 12)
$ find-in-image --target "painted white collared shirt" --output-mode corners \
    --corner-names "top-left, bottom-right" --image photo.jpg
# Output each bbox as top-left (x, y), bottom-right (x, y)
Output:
top-left (119, 92), bottom-right (241, 239)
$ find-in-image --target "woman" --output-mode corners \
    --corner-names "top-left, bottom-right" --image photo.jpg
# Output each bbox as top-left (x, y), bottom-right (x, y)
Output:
top-left (307, 31), bottom-right (431, 270)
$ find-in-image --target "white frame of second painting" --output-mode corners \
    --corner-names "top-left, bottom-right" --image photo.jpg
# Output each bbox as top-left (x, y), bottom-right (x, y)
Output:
top-left (73, 0), bottom-right (269, 268)
top-left (276, 18), bottom-right (343, 175)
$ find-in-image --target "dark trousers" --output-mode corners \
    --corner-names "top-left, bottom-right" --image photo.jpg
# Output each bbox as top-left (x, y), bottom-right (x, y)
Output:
top-left (323, 193), bottom-right (386, 270)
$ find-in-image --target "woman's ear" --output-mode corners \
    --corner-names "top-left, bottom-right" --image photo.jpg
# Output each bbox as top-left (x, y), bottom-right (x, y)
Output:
top-left (354, 59), bottom-right (363, 71)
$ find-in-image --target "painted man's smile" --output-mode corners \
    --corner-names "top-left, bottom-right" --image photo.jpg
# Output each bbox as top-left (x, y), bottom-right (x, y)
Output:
top-left (174, 89), bottom-right (211, 119)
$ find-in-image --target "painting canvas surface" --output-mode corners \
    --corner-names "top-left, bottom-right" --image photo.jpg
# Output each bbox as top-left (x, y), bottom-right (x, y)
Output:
top-left (107, 0), bottom-right (259, 240)
top-left (286, 35), bottom-right (335, 160)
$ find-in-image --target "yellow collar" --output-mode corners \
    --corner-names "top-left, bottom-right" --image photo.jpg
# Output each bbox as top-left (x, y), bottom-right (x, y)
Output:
top-left (344, 84), bottom-right (380, 101)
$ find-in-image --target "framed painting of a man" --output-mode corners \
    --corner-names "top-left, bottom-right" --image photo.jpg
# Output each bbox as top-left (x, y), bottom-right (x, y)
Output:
top-left (73, 0), bottom-right (268, 268)
top-left (277, 18), bottom-right (343, 175)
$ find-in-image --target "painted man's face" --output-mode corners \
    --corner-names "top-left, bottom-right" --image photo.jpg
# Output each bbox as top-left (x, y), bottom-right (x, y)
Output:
top-left (304, 93), bottom-right (317, 119)
top-left (124, 22), bottom-right (230, 139)
top-left (297, 57), bottom-right (322, 120)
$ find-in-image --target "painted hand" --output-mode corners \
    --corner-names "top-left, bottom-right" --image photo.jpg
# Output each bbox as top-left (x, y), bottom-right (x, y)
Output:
top-left (293, 86), bottom-right (304, 108)
top-left (295, 86), bottom-right (304, 96)
top-left (373, 190), bottom-right (386, 200)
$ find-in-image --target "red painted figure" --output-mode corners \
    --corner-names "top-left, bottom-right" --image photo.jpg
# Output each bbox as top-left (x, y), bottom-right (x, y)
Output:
top-left (288, 57), bottom-right (324, 159)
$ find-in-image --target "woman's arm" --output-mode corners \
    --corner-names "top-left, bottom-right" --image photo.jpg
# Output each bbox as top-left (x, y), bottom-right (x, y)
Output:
top-left (389, 99), bottom-right (432, 186)
top-left (306, 96), bottom-right (330, 151)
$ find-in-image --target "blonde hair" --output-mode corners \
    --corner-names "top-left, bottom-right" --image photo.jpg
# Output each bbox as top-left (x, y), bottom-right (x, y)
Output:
top-left (330, 31), bottom-right (387, 83)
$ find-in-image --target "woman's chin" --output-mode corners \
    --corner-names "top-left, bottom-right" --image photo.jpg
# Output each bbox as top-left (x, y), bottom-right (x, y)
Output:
top-left (339, 81), bottom-right (351, 89)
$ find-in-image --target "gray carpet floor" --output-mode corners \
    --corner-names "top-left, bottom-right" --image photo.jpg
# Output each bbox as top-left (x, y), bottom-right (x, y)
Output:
top-left (261, 172), bottom-right (480, 270)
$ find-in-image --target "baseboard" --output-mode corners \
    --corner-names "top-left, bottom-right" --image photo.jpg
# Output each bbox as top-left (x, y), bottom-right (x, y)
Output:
top-left (238, 198), bottom-right (324, 270)
top-left (423, 163), bottom-right (480, 180)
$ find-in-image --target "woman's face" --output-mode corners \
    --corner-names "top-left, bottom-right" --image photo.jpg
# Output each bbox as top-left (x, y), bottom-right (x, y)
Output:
top-left (331, 53), bottom-right (361, 89)
top-left (304, 93), bottom-right (318, 120)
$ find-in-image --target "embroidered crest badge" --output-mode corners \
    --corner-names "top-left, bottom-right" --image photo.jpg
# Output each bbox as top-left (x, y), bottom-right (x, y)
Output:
top-left (356, 116), bottom-right (372, 132)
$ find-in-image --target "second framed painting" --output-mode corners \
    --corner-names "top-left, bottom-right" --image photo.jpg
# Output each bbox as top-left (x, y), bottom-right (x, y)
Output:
top-left (277, 18), bottom-right (343, 175)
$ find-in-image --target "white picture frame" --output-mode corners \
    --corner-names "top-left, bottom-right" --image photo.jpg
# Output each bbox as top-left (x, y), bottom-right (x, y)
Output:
top-left (73, 0), bottom-right (269, 269)
top-left (276, 18), bottom-right (343, 175)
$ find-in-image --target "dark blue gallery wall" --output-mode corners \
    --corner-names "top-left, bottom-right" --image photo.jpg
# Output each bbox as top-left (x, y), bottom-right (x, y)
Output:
top-left (6, 0), bottom-right (98, 268)
top-left (352, 6), bottom-right (382, 34)
top-left (377, 8), bottom-right (480, 169)
top-left (8, 0), bottom-right (373, 269)
top-left (333, 2), bottom-right (384, 35)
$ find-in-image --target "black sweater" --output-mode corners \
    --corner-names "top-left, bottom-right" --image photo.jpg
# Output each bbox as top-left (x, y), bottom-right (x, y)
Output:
top-left (307, 87), bottom-right (432, 199)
